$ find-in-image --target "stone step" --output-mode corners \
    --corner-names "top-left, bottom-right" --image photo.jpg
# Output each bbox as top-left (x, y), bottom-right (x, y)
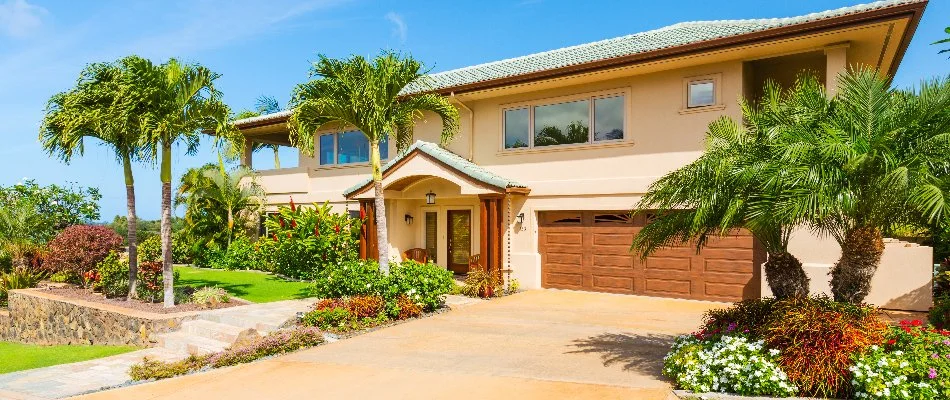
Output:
top-left (158, 331), bottom-right (230, 355)
top-left (181, 319), bottom-right (254, 343)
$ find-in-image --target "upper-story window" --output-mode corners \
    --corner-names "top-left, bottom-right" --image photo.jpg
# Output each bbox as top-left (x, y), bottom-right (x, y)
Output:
top-left (319, 131), bottom-right (389, 165)
top-left (503, 93), bottom-right (625, 150)
top-left (687, 80), bottom-right (715, 108)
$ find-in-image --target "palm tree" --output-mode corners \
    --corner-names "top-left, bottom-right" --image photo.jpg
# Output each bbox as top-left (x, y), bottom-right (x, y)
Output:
top-left (934, 26), bottom-right (950, 57)
top-left (775, 68), bottom-right (950, 303)
top-left (534, 121), bottom-right (589, 146)
top-left (631, 77), bottom-right (825, 298)
top-left (288, 52), bottom-right (460, 274)
top-left (39, 59), bottom-right (148, 300)
top-left (236, 96), bottom-right (283, 168)
top-left (176, 155), bottom-right (264, 247)
top-left (124, 57), bottom-right (241, 307)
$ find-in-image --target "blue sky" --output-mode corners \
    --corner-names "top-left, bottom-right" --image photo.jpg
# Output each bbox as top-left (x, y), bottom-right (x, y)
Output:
top-left (1, 0), bottom-right (947, 221)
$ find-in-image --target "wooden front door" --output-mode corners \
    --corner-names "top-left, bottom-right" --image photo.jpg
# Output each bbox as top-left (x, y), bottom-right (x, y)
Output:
top-left (447, 210), bottom-right (472, 274)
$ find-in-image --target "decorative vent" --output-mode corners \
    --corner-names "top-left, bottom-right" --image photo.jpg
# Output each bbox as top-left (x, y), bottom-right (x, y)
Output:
top-left (594, 213), bottom-right (633, 224)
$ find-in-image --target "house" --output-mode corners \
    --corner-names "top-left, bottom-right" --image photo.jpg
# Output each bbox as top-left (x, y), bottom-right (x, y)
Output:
top-left (234, 0), bottom-right (932, 307)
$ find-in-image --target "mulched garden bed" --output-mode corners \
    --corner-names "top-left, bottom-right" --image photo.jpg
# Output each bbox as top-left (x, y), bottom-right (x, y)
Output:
top-left (41, 285), bottom-right (246, 314)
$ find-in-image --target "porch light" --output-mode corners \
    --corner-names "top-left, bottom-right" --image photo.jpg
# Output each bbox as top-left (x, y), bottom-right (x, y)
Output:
top-left (404, 213), bottom-right (413, 225)
top-left (425, 190), bottom-right (436, 205)
top-left (516, 212), bottom-right (525, 224)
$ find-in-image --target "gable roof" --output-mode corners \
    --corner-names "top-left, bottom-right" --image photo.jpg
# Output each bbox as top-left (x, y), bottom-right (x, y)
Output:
top-left (235, 0), bottom-right (926, 129)
top-left (343, 141), bottom-right (527, 198)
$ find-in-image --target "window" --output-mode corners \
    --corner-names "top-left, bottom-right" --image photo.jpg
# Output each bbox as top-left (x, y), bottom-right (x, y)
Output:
top-left (318, 131), bottom-right (389, 165)
top-left (503, 93), bottom-right (625, 150)
top-left (687, 79), bottom-right (716, 108)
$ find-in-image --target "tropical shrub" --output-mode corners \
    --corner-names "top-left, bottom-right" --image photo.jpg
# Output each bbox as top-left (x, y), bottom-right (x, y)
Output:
top-left (311, 260), bottom-right (384, 299)
top-left (701, 298), bottom-right (778, 339)
top-left (207, 237), bottom-right (262, 270)
top-left (96, 251), bottom-right (130, 298)
top-left (382, 260), bottom-right (454, 312)
top-left (302, 305), bottom-right (354, 331)
top-left (0, 251), bottom-right (10, 274)
top-left (257, 201), bottom-right (360, 279)
top-left (851, 320), bottom-right (950, 399)
top-left (458, 263), bottom-right (501, 298)
top-left (136, 261), bottom-right (178, 303)
top-left (932, 296), bottom-right (950, 330)
top-left (129, 327), bottom-right (324, 381)
top-left (0, 180), bottom-right (101, 243)
top-left (663, 334), bottom-right (797, 396)
top-left (138, 236), bottom-right (162, 263)
top-left (0, 267), bottom-right (47, 306)
top-left (394, 294), bottom-right (423, 319)
top-left (171, 231), bottom-right (193, 264)
top-left (191, 287), bottom-right (230, 308)
top-left (43, 225), bottom-right (122, 275)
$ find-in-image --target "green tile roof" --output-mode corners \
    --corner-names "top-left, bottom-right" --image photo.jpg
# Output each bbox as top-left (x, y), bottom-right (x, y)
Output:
top-left (343, 140), bottom-right (525, 198)
top-left (235, 0), bottom-right (920, 127)
top-left (403, 0), bottom-right (921, 94)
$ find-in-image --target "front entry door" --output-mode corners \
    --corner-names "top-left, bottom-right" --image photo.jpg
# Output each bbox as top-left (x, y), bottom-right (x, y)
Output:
top-left (447, 210), bottom-right (472, 274)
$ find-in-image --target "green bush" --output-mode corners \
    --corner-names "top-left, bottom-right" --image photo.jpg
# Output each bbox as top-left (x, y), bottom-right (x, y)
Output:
top-left (138, 236), bottom-right (162, 263)
top-left (96, 251), bottom-right (129, 298)
top-left (0, 268), bottom-right (47, 306)
top-left (256, 202), bottom-right (359, 279)
top-left (311, 260), bottom-right (384, 299)
top-left (302, 306), bottom-right (353, 331)
top-left (931, 295), bottom-right (950, 330)
top-left (383, 261), bottom-right (454, 312)
top-left (664, 334), bottom-right (797, 396)
top-left (171, 231), bottom-right (193, 264)
top-left (208, 237), bottom-right (262, 271)
top-left (0, 251), bottom-right (11, 274)
top-left (851, 320), bottom-right (950, 399)
top-left (301, 296), bottom-right (390, 333)
top-left (191, 286), bottom-right (230, 307)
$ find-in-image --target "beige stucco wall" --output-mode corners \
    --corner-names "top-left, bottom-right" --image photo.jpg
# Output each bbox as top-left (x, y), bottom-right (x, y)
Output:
top-left (764, 233), bottom-right (934, 311)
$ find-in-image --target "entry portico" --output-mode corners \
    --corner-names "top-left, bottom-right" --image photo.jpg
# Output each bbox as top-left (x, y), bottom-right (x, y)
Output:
top-left (344, 141), bottom-right (529, 277)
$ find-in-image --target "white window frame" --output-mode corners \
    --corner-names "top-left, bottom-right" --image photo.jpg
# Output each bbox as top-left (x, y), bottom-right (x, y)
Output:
top-left (500, 89), bottom-right (629, 152)
top-left (681, 73), bottom-right (724, 114)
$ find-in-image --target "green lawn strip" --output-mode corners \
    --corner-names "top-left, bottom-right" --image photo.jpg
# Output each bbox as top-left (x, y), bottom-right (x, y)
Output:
top-left (0, 342), bottom-right (138, 374)
top-left (174, 266), bottom-right (312, 303)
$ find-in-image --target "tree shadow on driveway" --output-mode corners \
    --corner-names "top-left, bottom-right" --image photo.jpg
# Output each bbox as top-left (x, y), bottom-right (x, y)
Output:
top-left (568, 332), bottom-right (676, 379)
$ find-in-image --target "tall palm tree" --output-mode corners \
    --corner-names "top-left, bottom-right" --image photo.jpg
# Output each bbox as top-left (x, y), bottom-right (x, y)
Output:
top-left (39, 59), bottom-right (148, 300)
top-left (631, 77), bottom-right (826, 298)
top-left (176, 156), bottom-right (264, 247)
top-left (124, 57), bottom-right (241, 307)
top-left (288, 52), bottom-right (460, 274)
top-left (776, 68), bottom-right (950, 303)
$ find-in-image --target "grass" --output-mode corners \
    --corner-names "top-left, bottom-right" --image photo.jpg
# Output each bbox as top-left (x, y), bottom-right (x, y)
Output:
top-left (174, 266), bottom-right (312, 303)
top-left (0, 342), bottom-right (138, 374)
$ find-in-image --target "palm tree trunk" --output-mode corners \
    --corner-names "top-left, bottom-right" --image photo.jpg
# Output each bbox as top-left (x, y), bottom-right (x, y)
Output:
top-left (830, 226), bottom-right (884, 304)
top-left (370, 140), bottom-right (390, 274)
top-left (763, 251), bottom-right (810, 299)
top-left (160, 143), bottom-right (175, 308)
top-left (273, 147), bottom-right (280, 169)
top-left (122, 154), bottom-right (139, 301)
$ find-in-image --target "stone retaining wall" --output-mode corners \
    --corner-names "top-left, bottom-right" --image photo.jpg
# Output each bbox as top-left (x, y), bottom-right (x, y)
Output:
top-left (0, 289), bottom-right (199, 346)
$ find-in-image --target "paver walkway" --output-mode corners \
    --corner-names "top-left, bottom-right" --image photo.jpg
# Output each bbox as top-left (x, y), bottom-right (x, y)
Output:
top-left (74, 290), bottom-right (723, 400)
top-left (0, 298), bottom-right (314, 400)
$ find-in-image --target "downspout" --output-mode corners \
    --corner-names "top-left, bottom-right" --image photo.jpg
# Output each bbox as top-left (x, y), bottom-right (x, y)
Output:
top-left (450, 92), bottom-right (475, 161)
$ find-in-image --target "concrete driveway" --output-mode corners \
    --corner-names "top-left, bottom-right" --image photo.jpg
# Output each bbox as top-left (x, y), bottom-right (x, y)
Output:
top-left (74, 290), bottom-right (724, 400)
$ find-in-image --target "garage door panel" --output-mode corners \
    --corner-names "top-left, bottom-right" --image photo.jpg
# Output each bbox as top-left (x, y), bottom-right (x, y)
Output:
top-left (645, 256), bottom-right (691, 271)
top-left (644, 278), bottom-right (692, 296)
top-left (592, 254), bottom-right (634, 269)
top-left (592, 275), bottom-right (634, 292)
top-left (540, 210), bottom-right (758, 302)
top-left (704, 259), bottom-right (754, 274)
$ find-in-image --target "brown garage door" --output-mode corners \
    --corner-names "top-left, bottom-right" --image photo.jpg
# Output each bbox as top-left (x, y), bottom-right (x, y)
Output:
top-left (539, 211), bottom-right (761, 302)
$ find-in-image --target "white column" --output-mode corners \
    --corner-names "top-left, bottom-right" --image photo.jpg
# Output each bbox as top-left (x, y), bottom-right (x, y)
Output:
top-left (824, 42), bottom-right (850, 96)
top-left (241, 140), bottom-right (254, 168)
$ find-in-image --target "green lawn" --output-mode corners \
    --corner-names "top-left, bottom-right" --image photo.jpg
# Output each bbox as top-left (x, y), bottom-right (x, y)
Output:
top-left (0, 342), bottom-right (138, 374)
top-left (175, 266), bottom-right (312, 303)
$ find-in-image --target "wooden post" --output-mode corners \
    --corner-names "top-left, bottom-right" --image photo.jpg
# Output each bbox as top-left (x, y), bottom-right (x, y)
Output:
top-left (359, 199), bottom-right (378, 260)
top-left (479, 198), bottom-right (489, 269)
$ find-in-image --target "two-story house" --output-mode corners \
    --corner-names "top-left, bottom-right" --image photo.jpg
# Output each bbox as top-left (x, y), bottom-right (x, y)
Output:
top-left (234, 0), bottom-right (929, 305)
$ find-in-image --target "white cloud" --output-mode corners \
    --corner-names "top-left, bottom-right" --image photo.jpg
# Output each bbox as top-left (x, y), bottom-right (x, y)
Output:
top-left (0, 0), bottom-right (45, 38)
top-left (385, 11), bottom-right (407, 43)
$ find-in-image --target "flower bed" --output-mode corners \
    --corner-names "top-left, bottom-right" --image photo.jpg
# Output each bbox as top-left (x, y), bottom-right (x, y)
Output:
top-left (662, 296), bottom-right (943, 399)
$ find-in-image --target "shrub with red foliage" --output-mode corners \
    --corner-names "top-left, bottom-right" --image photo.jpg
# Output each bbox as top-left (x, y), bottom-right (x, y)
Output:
top-left (763, 297), bottom-right (888, 398)
top-left (346, 295), bottom-right (385, 319)
top-left (44, 225), bottom-right (123, 275)
top-left (395, 295), bottom-right (423, 320)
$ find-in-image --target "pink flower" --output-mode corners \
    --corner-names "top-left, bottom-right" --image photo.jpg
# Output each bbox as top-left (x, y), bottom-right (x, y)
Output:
top-left (929, 368), bottom-right (938, 379)
top-left (944, 340), bottom-right (950, 346)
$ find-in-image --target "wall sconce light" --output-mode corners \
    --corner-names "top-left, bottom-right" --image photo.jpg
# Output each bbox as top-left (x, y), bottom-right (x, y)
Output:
top-left (404, 213), bottom-right (414, 225)
top-left (425, 190), bottom-right (436, 205)
top-left (516, 212), bottom-right (525, 224)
